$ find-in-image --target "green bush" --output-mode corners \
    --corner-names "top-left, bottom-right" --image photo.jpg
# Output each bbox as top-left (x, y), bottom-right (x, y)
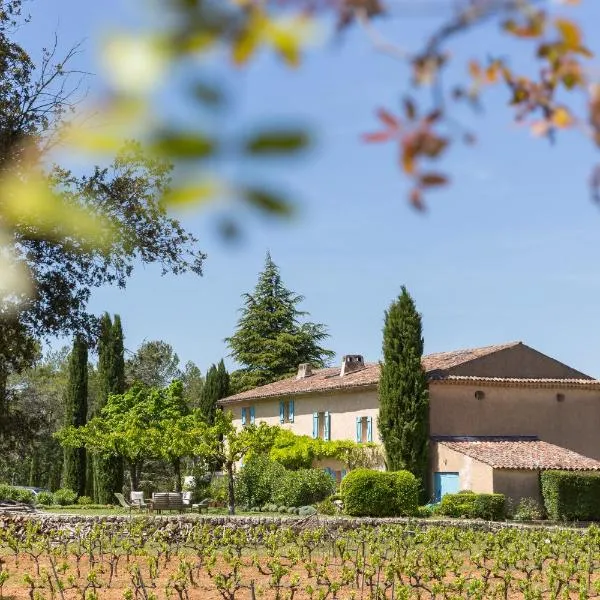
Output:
top-left (435, 491), bottom-right (506, 520)
top-left (77, 495), bottom-right (93, 506)
top-left (298, 505), bottom-right (317, 517)
top-left (236, 455), bottom-right (286, 508)
top-left (341, 469), bottom-right (419, 517)
top-left (207, 477), bottom-right (228, 505)
top-left (35, 491), bottom-right (54, 506)
top-left (317, 496), bottom-right (338, 516)
top-left (417, 505), bottom-right (434, 518)
top-left (541, 470), bottom-right (600, 521)
top-left (273, 469), bottom-right (335, 507)
top-left (513, 497), bottom-right (545, 521)
top-left (0, 485), bottom-right (34, 504)
top-left (53, 488), bottom-right (78, 506)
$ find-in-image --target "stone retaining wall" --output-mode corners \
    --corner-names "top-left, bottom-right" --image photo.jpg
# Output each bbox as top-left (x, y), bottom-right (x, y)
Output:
top-left (0, 511), bottom-right (590, 540)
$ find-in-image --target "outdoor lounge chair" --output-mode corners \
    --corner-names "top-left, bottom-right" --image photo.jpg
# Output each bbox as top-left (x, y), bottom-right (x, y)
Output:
top-left (114, 492), bottom-right (133, 514)
top-left (130, 491), bottom-right (148, 510)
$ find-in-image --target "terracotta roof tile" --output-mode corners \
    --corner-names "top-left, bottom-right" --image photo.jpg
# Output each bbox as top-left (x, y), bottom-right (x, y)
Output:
top-left (437, 437), bottom-right (600, 470)
top-left (219, 342), bottom-right (524, 404)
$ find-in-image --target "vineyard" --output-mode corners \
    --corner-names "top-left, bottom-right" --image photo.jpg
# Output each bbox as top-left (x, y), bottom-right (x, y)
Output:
top-left (1, 517), bottom-right (600, 599)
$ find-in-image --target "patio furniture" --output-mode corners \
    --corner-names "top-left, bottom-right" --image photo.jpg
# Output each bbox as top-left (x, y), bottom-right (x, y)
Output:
top-left (148, 492), bottom-right (186, 514)
top-left (192, 497), bottom-right (213, 513)
top-left (114, 492), bottom-right (133, 514)
top-left (130, 491), bottom-right (148, 510)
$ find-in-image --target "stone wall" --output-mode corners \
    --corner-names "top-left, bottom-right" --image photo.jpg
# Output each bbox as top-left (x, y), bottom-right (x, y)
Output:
top-left (0, 511), bottom-right (591, 541)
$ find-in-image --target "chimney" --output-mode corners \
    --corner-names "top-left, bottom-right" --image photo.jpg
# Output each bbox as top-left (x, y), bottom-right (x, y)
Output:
top-left (296, 363), bottom-right (313, 379)
top-left (340, 355), bottom-right (364, 377)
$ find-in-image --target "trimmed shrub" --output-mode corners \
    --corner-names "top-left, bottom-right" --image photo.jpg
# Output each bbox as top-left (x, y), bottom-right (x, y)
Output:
top-left (298, 505), bottom-right (317, 517)
top-left (53, 488), bottom-right (78, 506)
top-left (541, 470), bottom-right (600, 521)
top-left (278, 505), bottom-right (288, 513)
top-left (472, 494), bottom-right (506, 520)
top-left (273, 469), bottom-right (336, 507)
top-left (341, 469), bottom-right (419, 517)
top-left (35, 491), bottom-right (54, 506)
top-left (287, 507), bottom-right (297, 514)
top-left (77, 496), bottom-right (93, 506)
top-left (236, 455), bottom-right (286, 508)
top-left (435, 491), bottom-right (506, 520)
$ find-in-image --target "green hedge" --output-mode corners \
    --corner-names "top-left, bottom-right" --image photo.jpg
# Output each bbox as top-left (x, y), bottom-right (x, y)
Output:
top-left (435, 491), bottom-right (506, 520)
top-left (0, 484), bottom-right (35, 504)
top-left (273, 468), bottom-right (335, 507)
top-left (340, 469), bottom-right (419, 517)
top-left (541, 470), bottom-right (600, 521)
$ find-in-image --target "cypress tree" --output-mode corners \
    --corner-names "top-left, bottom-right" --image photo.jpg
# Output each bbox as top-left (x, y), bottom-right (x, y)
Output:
top-left (226, 252), bottom-right (334, 390)
top-left (199, 360), bottom-right (229, 424)
top-left (378, 287), bottom-right (429, 496)
top-left (94, 313), bottom-right (125, 503)
top-left (62, 335), bottom-right (88, 495)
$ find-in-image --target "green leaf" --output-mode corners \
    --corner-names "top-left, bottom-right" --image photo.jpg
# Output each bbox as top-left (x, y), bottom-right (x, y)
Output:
top-left (243, 187), bottom-right (294, 216)
top-left (244, 129), bottom-right (310, 155)
top-left (151, 132), bottom-right (216, 159)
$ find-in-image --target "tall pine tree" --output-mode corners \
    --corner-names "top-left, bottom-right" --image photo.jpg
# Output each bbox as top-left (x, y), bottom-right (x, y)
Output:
top-left (199, 360), bottom-right (229, 424)
top-left (378, 287), bottom-right (429, 495)
top-left (226, 252), bottom-right (334, 391)
top-left (62, 335), bottom-right (88, 495)
top-left (93, 313), bottom-right (125, 503)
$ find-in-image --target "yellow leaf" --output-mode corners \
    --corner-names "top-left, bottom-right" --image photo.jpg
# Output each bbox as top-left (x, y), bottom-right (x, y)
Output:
top-left (232, 30), bottom-right (260, 66)
top-left (556, 18), bottom-right (581, 49)
top-left (552, 106), bottom-right (573, 128)
top-left (1, 171), bottom-right (114, 248)
top-left (162, 180), bottom-right (220, 207)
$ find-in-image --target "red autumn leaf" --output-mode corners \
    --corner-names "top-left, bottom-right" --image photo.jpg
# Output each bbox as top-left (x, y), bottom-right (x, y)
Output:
top-left (362, 131), bottom-right (395, 143)
top-left (409, 188), bottom-right (424, 211)
top-left (420, 172), bottom-right (448, 187)
top-left (376, 108), bottom-right (400, 130)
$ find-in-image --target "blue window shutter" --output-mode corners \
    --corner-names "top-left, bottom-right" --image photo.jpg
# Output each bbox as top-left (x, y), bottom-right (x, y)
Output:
top-left (289, 399), bottom-right (294, 423)
top-left (324, 412), bottom-right (331, 441)
top-left (312, 412), bottom-right (318, 439)
top-left (250, 406), bottom-right (255, 424)
top-left (241, 407), bottom-right (247, 426)
top-left (279, 401), bottom-right (285, 424)
top-left (356, 417), bottom-right (362, 442)
top-left (341, 469), bottom-right (347, 479)
top-left (367, 417), bottom-right (373, 442)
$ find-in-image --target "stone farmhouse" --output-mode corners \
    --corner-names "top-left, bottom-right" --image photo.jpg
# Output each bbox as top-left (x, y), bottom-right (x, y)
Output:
top-left (219, 342), bottom-right (600, 504)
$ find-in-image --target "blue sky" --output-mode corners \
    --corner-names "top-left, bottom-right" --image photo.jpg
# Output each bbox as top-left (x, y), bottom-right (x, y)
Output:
top-left (19, 0), bottom-right (600, 377)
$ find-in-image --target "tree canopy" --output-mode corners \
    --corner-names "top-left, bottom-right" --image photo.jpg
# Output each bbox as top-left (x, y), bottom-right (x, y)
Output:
top-left (126, 340), bottom-right (181, 388)
top-left (226, 253), bottom-right (334, 391)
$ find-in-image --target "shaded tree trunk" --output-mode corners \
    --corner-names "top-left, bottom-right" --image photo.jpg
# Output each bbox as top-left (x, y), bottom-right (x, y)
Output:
top-left (129, 460), bottom-right (143, 491)
top-left (226, 461), bottom-right (235, 515)
top-left (172, 458), bottom-right (182, 492)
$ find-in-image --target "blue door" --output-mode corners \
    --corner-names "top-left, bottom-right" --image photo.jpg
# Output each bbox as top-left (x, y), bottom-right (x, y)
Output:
top-left (434, 472), bottom-right (459, 502)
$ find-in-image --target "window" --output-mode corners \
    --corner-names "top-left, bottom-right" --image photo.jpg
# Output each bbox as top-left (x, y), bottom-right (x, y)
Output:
top-left (279, 399), bottom-right (295, 424)
top-left (241, 406), bottom-right (256, 427)
top-left (312, 411), bottom-right (330, 440)
top-left (355, 416), bottom-right (373, 442)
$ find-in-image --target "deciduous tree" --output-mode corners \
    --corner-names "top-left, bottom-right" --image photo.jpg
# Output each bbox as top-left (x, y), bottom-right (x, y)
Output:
top-left (126, 340), bottom-right (181, 388)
